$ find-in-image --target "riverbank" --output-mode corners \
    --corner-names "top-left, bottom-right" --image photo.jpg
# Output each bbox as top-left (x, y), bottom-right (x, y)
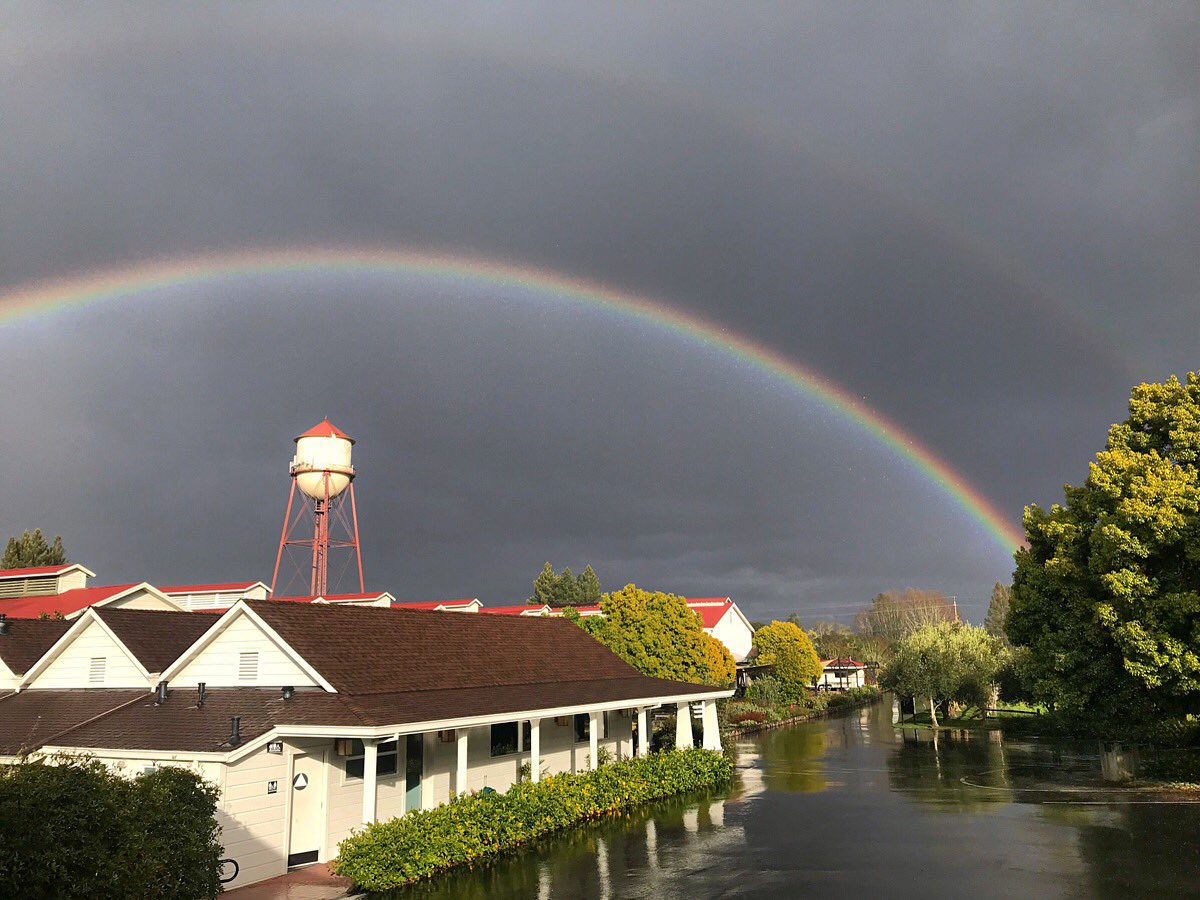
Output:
top-left (725, 687), bottom-right (882, 737)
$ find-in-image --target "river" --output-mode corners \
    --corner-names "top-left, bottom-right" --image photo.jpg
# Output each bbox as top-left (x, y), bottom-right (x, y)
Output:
top-left (385, 700), bottom-right (1200, 898)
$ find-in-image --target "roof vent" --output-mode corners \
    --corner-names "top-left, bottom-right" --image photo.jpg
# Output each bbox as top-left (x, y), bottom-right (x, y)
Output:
top-left (0, 613), bottom-right (8, 636)
top-left (197, 682), bottom-right (206, 707)
top-left (154, 680), bottom-right (168, 705)
top-left (229, 716), bottom-right (242, 747)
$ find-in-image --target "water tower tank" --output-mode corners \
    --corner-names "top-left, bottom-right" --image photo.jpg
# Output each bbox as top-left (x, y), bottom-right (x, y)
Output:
top-left (291, 419), bottom-right (355, 500)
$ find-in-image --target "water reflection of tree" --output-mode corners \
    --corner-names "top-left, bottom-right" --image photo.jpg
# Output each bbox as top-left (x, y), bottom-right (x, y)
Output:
top-left (886, 728), bottom-right (1013, 813)
top-left (758, 725), bottom-right (828, 794)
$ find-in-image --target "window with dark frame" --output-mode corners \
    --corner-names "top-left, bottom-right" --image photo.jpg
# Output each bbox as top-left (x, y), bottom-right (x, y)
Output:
top-left (345, 739), bottom-right (399, 779)
top-left (490, 722), bottom-right (519, 757)
top-left (574, 712), bottom-right (590, 743)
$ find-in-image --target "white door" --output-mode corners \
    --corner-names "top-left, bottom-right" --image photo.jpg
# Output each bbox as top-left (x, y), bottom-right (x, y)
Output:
top-left (288, 753), bottom-right (325, 867)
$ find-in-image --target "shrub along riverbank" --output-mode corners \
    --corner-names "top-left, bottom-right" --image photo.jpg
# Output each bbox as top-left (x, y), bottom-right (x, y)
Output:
top-left (333, 747), bottom-right (733, 891)
top-left (725, 684), bottom-right (881, 730)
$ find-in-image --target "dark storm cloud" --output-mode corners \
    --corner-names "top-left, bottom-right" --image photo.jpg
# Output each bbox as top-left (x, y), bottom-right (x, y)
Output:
top-left (0, 3), bottom-right (1195, 621)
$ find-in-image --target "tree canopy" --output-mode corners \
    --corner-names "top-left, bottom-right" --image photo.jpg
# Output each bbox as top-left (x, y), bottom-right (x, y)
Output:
top-left (1, 529), bottom-right (68, 569)
top-left (880, 622), bottom-right (1006, 726)
top-left (751, 621), bottom-right (822, 687)
top-left (854, 588), bottom-right (956, 640)
top-left (571, 584), bottom-right (734, 686)
top-left (1007, 373), bottom-right (1200, 727)
top-left (527, 562), bottom-right (602, 607)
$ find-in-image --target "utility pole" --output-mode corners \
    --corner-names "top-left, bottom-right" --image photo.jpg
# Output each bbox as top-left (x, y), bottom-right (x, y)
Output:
top-left (951, 597), bottom-right (959, 623)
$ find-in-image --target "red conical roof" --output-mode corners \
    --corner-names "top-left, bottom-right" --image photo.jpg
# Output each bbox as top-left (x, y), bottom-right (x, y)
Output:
top-left (295, 419), bottom-right (354, 443)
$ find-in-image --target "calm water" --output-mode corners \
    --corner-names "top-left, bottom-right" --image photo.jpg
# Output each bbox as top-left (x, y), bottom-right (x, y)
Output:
top-left (387, 702), bottom-right (1200, 898)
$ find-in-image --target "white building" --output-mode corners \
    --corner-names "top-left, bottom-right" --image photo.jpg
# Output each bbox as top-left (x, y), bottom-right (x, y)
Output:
top-left (0, 600), bottom-right (730, 890)
top-left (817, 657), bottom-right (867, 690)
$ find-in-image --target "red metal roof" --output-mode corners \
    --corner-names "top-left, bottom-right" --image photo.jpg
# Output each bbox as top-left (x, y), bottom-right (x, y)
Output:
top-left (0, 564), bottom-right (76, 580)
top-left (683, 598), bottom-right (734, 629)
top-left (821, 658), bottom-right (866, 668)
top-left (0, 584), bottom-right (139, 619)
top-left (482, 604), bottom-right (551, 615)
top-left (295, 419), bottom-right (354, 442)
top-left (272, 593), bottom-right (389, 604)
top-left (159, 582), bottom-right (259, 594)
top-left (392, 599), bottom-right (479, 610)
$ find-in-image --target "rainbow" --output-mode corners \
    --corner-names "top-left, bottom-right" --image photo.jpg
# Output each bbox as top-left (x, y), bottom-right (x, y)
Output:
top-left (0, 246), bottom-right (1025, 552)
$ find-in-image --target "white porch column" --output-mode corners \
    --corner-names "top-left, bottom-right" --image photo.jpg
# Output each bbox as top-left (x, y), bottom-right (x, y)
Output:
top-left (361, 739), bottom-right (378, 825)
top-left (636, 707), bottom-right (649, 757)
top-left (701, 699), bottom-right (721, 751)
top-left (675, 702), bottom-right (694, 750)
top-left (455, 728), bottom-right (469, 795)
top-left (588, 711), bottom-right (600, 770)
top-left (529, 718), bottom-right (542, 783)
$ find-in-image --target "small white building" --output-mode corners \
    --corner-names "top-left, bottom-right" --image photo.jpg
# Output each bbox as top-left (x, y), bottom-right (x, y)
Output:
top-left (817, 657), bottom-right (867, 690)
top-left (0, 600), bottom-right (730, 890)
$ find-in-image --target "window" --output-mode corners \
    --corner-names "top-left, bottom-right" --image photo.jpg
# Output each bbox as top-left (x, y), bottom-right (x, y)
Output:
top-left (490, 722), bottom-right (519, 757)
top-left (345, 740), bottom-right (399, 779)
top-left (521, 720), bottom-right (532, 750)
top-left (601, 711), bottom-right (610, 739)
top-left (574, 713), bottom-right (590, 743)
top-left (88, 657), bottom-right (106, 684)
top-left (238, 650), bottom-right (258, 682)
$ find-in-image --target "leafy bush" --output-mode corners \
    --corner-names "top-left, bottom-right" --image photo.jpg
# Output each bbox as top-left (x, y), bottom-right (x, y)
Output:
top-left (746, 674), bottom-right (805, 705)
top-left (0, 758), bottom-right (222, 900)
top-left (827, 686), bottom-right (881, 710)
top-left (334, 748), bottom-right (732, 891)
top-left (728, 709), bottom-right (767, 724)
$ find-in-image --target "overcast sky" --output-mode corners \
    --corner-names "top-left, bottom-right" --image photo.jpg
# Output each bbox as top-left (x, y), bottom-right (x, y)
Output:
top-left (1, 3), bottom-right (1196, 622)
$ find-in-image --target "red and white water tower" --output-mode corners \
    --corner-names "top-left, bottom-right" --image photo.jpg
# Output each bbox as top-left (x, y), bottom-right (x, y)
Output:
top-left (270, 419), bottom-right (364, 596)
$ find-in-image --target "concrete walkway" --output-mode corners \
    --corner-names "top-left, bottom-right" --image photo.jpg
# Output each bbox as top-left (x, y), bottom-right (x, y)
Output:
top-left (223, 864), bottom-right (357, 900)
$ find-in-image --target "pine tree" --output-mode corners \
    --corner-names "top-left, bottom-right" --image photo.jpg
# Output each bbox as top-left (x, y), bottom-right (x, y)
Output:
top-left (983, 582), bottom-right (1011, 642)
top-left (577, 565), bottom-right (602, 605)
top-left (528, 562), bottom-right (558, 606)
top-left (1, 529), bottom-right (69, 569)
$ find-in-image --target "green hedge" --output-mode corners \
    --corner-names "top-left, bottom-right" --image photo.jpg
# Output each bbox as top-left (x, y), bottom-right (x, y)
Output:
top-left (334, 748), bottom-right (732, 891)
top-left (0, 758), bottom-right (222, 900)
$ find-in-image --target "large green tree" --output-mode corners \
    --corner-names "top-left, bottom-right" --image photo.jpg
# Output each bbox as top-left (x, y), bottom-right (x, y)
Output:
top-left (1007, 373), bottom-right (1200, 727)
top-left (527, 562), bottom-right (602, 607)
top-left (571, 584), bottom-right (733, 685)
top-left (881, 622), bottom-right (1005, 726)
top-left (1, 529), bottom-right (68, 569)
top-left (752, 621), bottom-right (822, 688)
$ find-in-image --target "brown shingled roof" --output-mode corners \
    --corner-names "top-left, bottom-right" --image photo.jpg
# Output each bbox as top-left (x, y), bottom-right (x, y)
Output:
top-left (50, 688), bottom-right (367, 753)
top-left (0, 619), bottom-right (72, 674)
top-left (93, 608), bottom-right (215, 673)
top-left (248, 600), bottom-right (643, 694)
top-left (0, 689), bottom-right (146, 756)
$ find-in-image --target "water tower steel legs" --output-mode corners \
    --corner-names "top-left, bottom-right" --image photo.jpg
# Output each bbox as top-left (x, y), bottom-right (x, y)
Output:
top-left (271, 468), bottom-right (364, 597)
top-left (270, 480), bottom-right (298, 596)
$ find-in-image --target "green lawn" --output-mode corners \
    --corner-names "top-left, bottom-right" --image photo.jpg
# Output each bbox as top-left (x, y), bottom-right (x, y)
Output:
top-left (897, 701), bottom-right (1044, 729)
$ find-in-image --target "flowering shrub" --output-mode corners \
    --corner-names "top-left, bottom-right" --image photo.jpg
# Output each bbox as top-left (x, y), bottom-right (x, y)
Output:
top-left (334, 748), bottom-right (732, 891)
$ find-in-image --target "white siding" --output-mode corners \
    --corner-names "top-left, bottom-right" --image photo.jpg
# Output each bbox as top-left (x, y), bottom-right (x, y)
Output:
top-left (58, 569), bottom-right (89, 592)
top-left (0, 659), bottom-right (17, 691)
top-left (104, 587), bottom-right (179, 612)
top-left (28, 619), bottom-right (147, 689)
top-left (170, 613), bottom-right (319, 688)
top-left (217, 744), bottom-right (293, 889)
top-left (710, 608), bottom-right (754, 662)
